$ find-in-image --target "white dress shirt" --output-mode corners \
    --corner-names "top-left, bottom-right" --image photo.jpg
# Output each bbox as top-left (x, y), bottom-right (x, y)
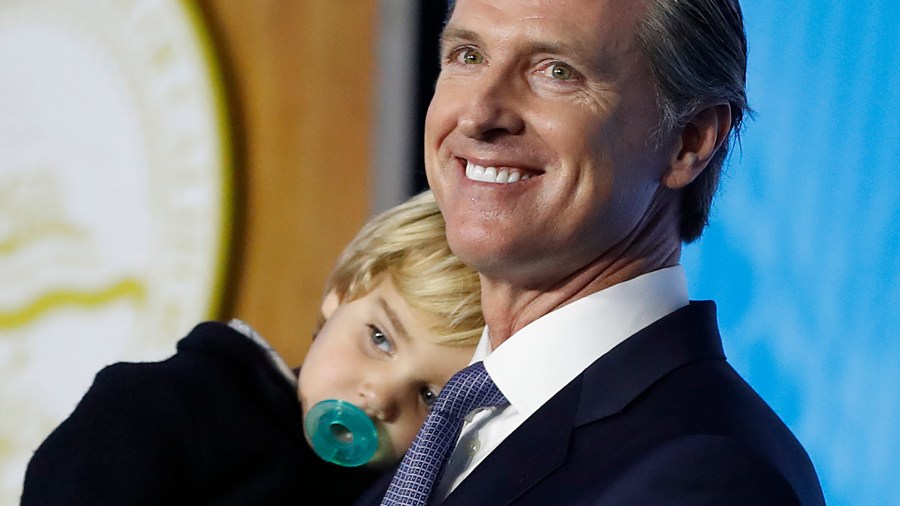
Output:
top-left (432, 266), bottom-right (689, 502)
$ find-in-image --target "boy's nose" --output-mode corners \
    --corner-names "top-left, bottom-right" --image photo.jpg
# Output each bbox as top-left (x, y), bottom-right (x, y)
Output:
top-left (358, 382), bottom-right (399, 422)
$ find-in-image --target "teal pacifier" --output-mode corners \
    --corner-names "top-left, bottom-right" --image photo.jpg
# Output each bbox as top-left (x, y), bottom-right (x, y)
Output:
top-left (304, 399), bottom-right (378, 467)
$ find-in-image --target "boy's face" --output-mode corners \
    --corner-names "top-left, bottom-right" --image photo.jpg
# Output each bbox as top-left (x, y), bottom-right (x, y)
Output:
top-left (297, 277), bottom-right (475, 465)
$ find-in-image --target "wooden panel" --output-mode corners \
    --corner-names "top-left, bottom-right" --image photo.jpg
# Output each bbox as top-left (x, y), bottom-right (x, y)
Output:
top-left (196, 0), bottom-right (376, 366)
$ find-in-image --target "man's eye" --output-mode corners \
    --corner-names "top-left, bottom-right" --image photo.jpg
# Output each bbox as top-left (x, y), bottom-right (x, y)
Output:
top-left (452, 47), bottom-right (484, 65)
top-left (368, 325), bottom-right (392, 353)
top-left (420, 387), bottom-right (437, 408)
top-left (548, 62), bottom-right (576, 80)
top-left (463, 48), bottom-right (484, 64)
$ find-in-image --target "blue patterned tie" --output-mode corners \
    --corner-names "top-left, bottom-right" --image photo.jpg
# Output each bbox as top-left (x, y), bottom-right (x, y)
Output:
top-left (381, 361), bottom-right (507, 506)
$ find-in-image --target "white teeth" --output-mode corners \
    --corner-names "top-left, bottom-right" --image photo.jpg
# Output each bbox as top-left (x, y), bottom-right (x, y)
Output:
top-left (465, 161), bottom-right (530, 184)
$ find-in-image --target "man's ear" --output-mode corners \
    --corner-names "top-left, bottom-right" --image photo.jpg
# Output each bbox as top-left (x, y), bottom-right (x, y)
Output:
top-left (663, 103), bottom-right (732, 189)
top-left (320, 289), bottom-right (340, 319)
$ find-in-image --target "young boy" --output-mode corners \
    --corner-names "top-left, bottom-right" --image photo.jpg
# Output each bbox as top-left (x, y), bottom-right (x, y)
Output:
top-left (21, 191), bottom-right (483, 505)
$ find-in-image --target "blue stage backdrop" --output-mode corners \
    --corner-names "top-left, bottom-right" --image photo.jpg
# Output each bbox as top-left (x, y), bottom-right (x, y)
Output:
top-left (682, 1), bottom-right (900, 504)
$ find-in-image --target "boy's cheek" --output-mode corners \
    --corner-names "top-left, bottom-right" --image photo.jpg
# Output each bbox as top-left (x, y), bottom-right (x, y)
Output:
top-left (296, 363), bottom-right (333, 414)
top-left (366, 417), bottom-right (422, 468)
top-left (387, 415), bottom-right (426, 460)
top-left (297, 354), bottom-right (356, 414)
top-left (295, 377), bottom-right (313, 416)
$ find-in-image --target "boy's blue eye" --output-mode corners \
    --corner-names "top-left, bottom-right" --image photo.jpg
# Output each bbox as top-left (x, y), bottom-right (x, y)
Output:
top-left (420, 387), bottom-right (437, 407)
top-left (368, 325), bottom-right (392, 353)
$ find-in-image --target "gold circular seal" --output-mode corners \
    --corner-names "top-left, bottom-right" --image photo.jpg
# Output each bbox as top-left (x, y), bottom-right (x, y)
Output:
top-left (0, 1), bottom-right (231, 500)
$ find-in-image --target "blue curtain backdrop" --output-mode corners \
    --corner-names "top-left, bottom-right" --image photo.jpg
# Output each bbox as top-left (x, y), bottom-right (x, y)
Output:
top-left (682, 1), bottom-right (900, 505)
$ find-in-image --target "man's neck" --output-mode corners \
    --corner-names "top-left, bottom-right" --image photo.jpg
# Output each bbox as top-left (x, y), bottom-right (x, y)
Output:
top-left (480, 246), bottom-right (681, 349)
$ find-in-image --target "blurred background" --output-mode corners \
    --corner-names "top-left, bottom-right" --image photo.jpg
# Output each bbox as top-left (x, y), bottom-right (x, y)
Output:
top-left (0, 1), bottom-right (896, 504)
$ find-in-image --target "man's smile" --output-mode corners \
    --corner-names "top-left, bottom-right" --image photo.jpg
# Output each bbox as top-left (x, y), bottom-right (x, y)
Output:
top-left (465, 160), bottom-right (532, 183)
top-left (458, 158), bottom-right (544, 184)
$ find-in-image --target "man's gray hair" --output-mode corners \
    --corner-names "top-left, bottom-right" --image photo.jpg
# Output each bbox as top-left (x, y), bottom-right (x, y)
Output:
top-left (635, 0), bottom-right (750, 242)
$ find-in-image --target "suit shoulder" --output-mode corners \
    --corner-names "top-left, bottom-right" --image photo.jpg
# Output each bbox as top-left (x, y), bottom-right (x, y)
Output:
top-left (599, 434), bottom-right (803, 505)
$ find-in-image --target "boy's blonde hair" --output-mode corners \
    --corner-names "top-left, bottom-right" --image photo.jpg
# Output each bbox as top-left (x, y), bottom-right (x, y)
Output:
top-left (323, 190), bottom-right (483, 347)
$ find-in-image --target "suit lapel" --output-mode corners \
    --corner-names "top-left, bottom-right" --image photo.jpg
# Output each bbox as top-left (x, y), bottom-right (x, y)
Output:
top-left (441, 302), bottom-right (724, 504)
top-left (575, 301), bottom-right (724, 426)
top-left (442, 376), bottom-right (582, 506)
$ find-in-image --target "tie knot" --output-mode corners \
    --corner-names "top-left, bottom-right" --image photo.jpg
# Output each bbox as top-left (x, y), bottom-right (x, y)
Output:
top-left (432, 361), bottom-right (507, 420)
top-left (380, 361), bottom-right (507, 506)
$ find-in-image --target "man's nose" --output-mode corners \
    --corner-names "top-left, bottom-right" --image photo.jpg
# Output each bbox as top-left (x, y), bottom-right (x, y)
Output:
top-left (456, 67), bottom-right (526, 141)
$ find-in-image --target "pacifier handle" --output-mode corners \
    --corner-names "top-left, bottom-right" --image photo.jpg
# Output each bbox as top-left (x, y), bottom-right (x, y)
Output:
top-left (304, 399), bottom-right (379, 467)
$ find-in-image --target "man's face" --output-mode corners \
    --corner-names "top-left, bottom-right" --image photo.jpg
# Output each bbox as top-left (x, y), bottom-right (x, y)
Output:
top-left (425, 0), bottom-right (673, 288)
top-left (297, 278), bottom-right (474, 466)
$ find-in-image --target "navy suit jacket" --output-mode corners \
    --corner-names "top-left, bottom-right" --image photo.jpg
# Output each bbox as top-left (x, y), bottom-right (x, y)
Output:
top-left (356, 302), bottom-right (825, 505)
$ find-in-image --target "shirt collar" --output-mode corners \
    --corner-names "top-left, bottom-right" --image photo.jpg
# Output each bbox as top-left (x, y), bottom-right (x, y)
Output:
top-left (471, 266), bottom-right (688, 418)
